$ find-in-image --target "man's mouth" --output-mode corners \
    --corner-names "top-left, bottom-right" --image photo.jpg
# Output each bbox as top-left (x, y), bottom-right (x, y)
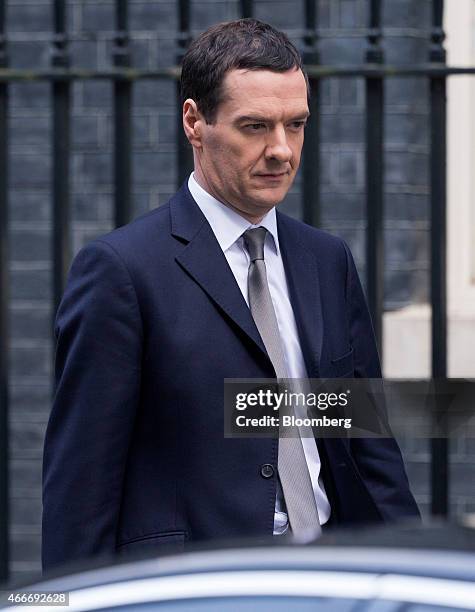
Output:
top-left (255, 172), bottom-right (288, 178)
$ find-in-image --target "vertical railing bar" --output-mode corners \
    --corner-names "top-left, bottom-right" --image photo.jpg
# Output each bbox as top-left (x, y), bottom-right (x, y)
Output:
top-left (240, 0), bottom-right (253, 18)
top-left (0, 1), bottom-right (9, 584)
top-left (114, 0), bottom-right (132, 227)
top-left (365, 0), bottom-right (384, 353)
top-left (53, 0), bottom-right (66, 33)
top-left (302, 0), bottom-right (320, 228)
top-left (176, 0), bottom-right (193, 189)
top-left (370, 0), bottom-right (381, 28)
top-left (429, 0), bottom-right (448, 517)
top-left (178, 0), bottom-right (190, 34)
top-left (52, 2), bottom-right (71, 319)
top-left (117, 0), bottom-right (127, 29)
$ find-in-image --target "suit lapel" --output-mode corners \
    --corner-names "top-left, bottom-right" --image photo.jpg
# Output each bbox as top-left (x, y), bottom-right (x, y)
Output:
top-left (169, 184), bottom-right (324, 373)
top-left (170, 184), bottom-right (269, 361)
top-left (277, 212), bottom-right (324, 378)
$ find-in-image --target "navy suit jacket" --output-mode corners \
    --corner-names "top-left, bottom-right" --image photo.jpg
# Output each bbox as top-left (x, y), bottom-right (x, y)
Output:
top-left (42, 182), bottom-right (419, 570)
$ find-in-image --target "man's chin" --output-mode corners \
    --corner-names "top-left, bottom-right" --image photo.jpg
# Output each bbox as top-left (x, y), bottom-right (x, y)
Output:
top-left (252, 187), bottom-right (289, 209)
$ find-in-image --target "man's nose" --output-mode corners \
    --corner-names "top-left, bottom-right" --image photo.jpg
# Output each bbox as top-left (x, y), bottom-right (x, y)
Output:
top-left (264, 126), bottom-right (292, 163)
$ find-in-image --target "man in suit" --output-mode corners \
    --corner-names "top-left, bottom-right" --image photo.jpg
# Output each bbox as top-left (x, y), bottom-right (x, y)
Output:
top-left (42, 18), bottom-right (419, 571)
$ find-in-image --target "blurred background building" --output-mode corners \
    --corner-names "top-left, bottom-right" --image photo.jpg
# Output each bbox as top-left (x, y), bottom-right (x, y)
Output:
top-left (0, 0), bottom-right (474, 583)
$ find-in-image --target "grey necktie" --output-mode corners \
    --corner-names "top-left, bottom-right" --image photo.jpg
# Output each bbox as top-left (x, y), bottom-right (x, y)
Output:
top-left (243, 227), bottom-right (321, 539)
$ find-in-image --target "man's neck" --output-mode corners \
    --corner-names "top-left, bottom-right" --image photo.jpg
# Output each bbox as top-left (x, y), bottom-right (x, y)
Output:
top-left (192, 170), bottom-right (268, 226)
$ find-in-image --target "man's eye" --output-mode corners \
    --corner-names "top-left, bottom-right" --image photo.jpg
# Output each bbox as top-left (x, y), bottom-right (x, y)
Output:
top-left (289, 121), bottom-right (307, 130)
top-left (245, 123), bottom-right (265, 131)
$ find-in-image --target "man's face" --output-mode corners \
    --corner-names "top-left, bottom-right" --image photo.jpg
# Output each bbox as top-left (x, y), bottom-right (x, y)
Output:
top-left (187, 68), bottom-right (309, 222)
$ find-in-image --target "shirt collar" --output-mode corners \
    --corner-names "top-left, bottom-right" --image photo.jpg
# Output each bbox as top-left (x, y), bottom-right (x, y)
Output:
top-left (188, 172), bottom-right (280, 256)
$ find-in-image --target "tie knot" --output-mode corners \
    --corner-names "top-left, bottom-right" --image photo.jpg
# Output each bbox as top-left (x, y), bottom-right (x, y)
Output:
top-left (243, 227), bottom-right (267, 262)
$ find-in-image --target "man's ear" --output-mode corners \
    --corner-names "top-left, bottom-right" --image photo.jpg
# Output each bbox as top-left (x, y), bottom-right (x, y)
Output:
top-left (183, 99), bottom-right (204, 148)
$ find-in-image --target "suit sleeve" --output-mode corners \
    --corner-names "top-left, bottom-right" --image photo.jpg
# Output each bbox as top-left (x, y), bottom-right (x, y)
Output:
top-left (342, 241), bottom-right (421, 521)
top-left (42, 239), bottom-right (143, 570)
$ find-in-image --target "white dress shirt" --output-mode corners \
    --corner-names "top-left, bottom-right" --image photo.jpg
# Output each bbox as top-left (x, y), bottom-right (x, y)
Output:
top-left (188, 172), bottom-right (331, 534)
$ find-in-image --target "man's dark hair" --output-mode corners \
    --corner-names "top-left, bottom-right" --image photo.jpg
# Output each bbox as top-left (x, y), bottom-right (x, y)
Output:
top-left (180, 18), bottom-right (308, 124)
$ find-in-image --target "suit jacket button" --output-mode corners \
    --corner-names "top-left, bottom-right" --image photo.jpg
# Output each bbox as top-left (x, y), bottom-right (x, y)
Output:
top-left (260, 464), bottom-right (274, 479)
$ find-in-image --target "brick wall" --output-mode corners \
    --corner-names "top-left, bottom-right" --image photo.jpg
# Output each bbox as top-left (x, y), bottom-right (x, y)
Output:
top-left (5, 0), bottom-right (466, 583)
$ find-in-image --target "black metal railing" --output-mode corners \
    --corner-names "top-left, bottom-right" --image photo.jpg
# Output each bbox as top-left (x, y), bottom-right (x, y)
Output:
top-left (302, 0), bottom-right (321, 229)
top-left (429, 0), bottom-right (448, 519)
top-left (52, 0), bottom-right (71, 315)
top-left (0, 0), bottom-right (9, 586)
top-left (0, 0), bottom-right (471, 581)
top-left (365, 0), bottom-right (384, 350)
top-left (113, 0), bottom-right (133, 230)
